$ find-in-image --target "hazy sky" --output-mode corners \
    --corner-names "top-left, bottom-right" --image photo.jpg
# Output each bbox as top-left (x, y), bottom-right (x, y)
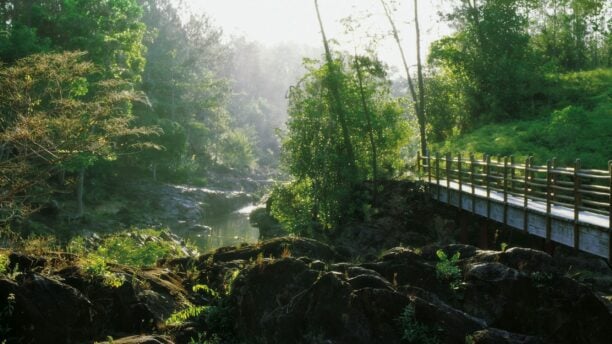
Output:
top-left (188, 0), bottom-right (452, 71)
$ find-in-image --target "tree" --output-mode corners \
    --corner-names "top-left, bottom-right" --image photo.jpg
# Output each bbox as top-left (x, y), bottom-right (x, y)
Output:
top-left (429, 0), bottom-right (543, 125)
top-left (314, 0), bottom-right (357, 175)
top-left (0, 52), bottom-right (156, 221)
top-left (0, 0), bottom-right (146, 81)
top-left (276, 55), bottom-right (409, 232)
top-left (380, 0), bottom-right (428, 155)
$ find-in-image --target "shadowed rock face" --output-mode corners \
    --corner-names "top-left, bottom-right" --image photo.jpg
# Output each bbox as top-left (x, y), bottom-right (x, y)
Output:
top-left (1, 237), bottom-right (611, 344)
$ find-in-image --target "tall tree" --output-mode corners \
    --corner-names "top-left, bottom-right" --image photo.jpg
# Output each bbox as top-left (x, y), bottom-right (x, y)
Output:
top-left (0, 52), bottom-right (155, 220)
top-left (380, 0), bottom-right (428, 155)
top-left (314, 0), bottom-right (356, 173)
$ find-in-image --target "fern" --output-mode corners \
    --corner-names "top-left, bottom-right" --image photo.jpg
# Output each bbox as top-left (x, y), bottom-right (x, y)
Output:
top-left (166, 305), bottom-right (208, 326)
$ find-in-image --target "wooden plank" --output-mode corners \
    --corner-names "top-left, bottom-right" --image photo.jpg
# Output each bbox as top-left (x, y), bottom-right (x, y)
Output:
top-left (574, 159), bottom-right (581, 250)
top-left (470, 153), bottom-right (476, 213)
top-left (436, 153), bottom-right (440, 201)
top-left (503, 157), bottom-right (509, 226)
top-left (546, 160), bottom-right (552, 244)
top-left (446, 153), bottom-right (451, 198)
top-left (609, 160), bottom-right (611, 263)
top-left (427, 152), bottom-right (432, 186)
top-left (486, 155), bottom-right (491, 219)
top-left (523, 157), bottom-right (530, 232)
top-left (458, 154), bottom-right (463, 210)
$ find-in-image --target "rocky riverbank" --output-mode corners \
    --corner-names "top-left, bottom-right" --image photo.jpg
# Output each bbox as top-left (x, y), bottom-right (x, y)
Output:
top-left (1, 235), bottom-right (611, 344)
top-left (2, 180), bottom-right (611, 343)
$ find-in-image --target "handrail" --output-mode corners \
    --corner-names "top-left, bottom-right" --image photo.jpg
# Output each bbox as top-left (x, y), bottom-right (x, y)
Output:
top-left (417, 152), bottom-right (611, 221)
top-left (416, 152), bottom-right (612, 261)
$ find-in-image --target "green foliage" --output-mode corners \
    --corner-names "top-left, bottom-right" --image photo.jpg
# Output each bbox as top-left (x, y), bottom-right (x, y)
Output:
top-left (81, 254), bottom-right (125, 288)
top-left (193, 284), bottom-right (220, 300)
top-left (0, 254), bottom-right (8, 275)
top-left (269, 180), bottom-right (317, 236)
top-left (435, 249), bottom-right (462, 290)
top-left (501, 242), bottom-right (509, 252)
top-left (0, 51), bottom-right (157, 221)
top-left (277, 54), bottom-right (410, 230)
top-left (70, 229), bottom-right (187, 268)
top-left (430, 0), bottom-right (544, 126)
top-left (0, 0), bottom-right (146, 81)
top-left (398, 304), bottom-right (440, 344)
top-left (96, 234), bottom-right (180, 267)
top-left (0, 293), bottom-right (16, 340)
top-left (166, 305), bottom-right (208, 326)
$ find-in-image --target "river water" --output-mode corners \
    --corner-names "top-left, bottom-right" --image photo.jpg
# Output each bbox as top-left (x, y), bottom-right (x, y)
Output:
top-left (179, 204), bottom-right (260, 252)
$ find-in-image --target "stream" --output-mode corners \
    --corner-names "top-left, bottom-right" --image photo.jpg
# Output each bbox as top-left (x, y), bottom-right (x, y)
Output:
top-left (174, 203), bottom-right (261, 252)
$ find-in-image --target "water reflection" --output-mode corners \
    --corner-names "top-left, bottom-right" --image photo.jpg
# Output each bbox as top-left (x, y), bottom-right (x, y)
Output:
top-left (180, 205), bottom-right (260, 253)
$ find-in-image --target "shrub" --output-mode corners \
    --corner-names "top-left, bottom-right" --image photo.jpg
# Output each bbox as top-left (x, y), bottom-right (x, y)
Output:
top-left (435, 249), bottom-right (462, 290)
top-left (0, 254), bottom-right (8, 275)
top-left (398, 304), bottom-right (440, 344)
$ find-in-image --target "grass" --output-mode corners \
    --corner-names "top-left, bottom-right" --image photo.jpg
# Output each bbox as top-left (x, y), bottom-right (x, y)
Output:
top-left (433, 68), bottom-right (612, 169)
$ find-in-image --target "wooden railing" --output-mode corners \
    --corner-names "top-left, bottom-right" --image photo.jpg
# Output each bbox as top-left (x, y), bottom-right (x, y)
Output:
top-left (417, 152), bottom-right (612, 261)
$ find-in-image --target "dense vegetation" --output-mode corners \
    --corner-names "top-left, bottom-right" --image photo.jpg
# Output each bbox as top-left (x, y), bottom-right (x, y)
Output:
top-left (0, 0), bottom-right (611, 343)
top-left (0, 0), bottom-right (311, 231)
top-left (426, 0), bottom-right (611, 158)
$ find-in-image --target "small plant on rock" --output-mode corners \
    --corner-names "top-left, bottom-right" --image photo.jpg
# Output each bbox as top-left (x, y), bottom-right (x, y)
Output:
top-left (398, 304), bottom-right (440, 344)
top-left (435, 249), bottom-right (462, 290)
top-left (0, 253), bottom-right (8, 275)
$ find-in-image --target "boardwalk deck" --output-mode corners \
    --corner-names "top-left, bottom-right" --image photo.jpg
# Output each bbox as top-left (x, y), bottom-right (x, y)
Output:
top-left (418, 153), bottom-right (611, 261)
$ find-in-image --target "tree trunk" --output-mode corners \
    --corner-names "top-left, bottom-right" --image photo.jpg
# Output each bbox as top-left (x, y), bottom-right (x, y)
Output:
top-left (414, 0), bottom-right (428, 155)
top-left (380, 0), bottom-right (427, 155)
top-left (76, 167), bottom-right (85, 218)
top-left (314, 0), bottom-right (356, 171)
top-left (354, 56), bottom-right (378, 203)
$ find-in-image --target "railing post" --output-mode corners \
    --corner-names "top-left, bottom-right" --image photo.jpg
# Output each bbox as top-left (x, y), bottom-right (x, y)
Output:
top-left (573, 159), bottom-right (581, 250)
top-left (608, 160), bottom-right (612, 265)
top-left (485, 154), bottom-right (491, 219)
top-left (446, 152), bottom-right (451, 195)
top-left (523, 156), bottom-right (530, 233)
top-left (510, 155), bottom-right (515, 194)
top-left (470, 153), bottom-right (475, 213)
top-left (458, 153), bottom-right (463, 210)
top-left (503, 156), bottom-right (508, 226)
top-left (417, 151), bottom-right (421, 178)
top-left (546, 160), bottom-right (552, 245)
top-left (427, 151), bottom-right (432, 186)
top-left (435, 153), bottom-right (441, 201)
top-left (551, 157), bottom-right (557, 204)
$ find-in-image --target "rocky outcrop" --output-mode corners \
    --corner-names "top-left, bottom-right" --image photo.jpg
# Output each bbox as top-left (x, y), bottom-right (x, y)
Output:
top-left (1, 237), bottom-right (611, 344)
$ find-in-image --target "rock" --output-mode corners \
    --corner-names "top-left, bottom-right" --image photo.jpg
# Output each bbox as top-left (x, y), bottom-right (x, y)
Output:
top-left (199, 237), bottom-right (343, 264)
top-left (462, 262), bottom-right (612, 343)
top-left (13, 273), bottom-right (95, 343)
top-left (8, 252), bottom-right (47, 273)
top-left (411, 296), bottom-right (486, 344)
top-left (468, 328), bottom-right (545, 344)
top-left (57, 265), bottom-right (189, 336)
top-left (310, 260), bottom-right (326, 271)
top-left (250, 207), bottom-right (285, 240)
top-left (100, 335), bottom-right (174, 344)
top-left (348, 273), bottom-right (394, 290)
top-left (498, 247), bottom-right (558, 274)
top-left (361, 247), bottom-right (440, 292)
top-left (466, 263), bottom-right (521, 283)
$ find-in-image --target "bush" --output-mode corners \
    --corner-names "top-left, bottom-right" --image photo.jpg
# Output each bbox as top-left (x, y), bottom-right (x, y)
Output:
top-left (435, 249), bottom-right (462, 290)
top-left (398, 304), bottom-right (440, 344)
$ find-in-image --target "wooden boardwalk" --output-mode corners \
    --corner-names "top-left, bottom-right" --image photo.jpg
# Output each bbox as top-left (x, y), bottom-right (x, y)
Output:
top-left (417, 153), bottom-right (611, 262)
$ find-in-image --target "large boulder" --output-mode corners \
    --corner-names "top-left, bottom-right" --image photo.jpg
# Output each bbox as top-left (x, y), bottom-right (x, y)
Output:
top-left (198, 237), bottom-right (344, 264)
top-left (10, 273), bottom-right (95, 343)
top-left (462, 262), bottom-right (612, 343)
